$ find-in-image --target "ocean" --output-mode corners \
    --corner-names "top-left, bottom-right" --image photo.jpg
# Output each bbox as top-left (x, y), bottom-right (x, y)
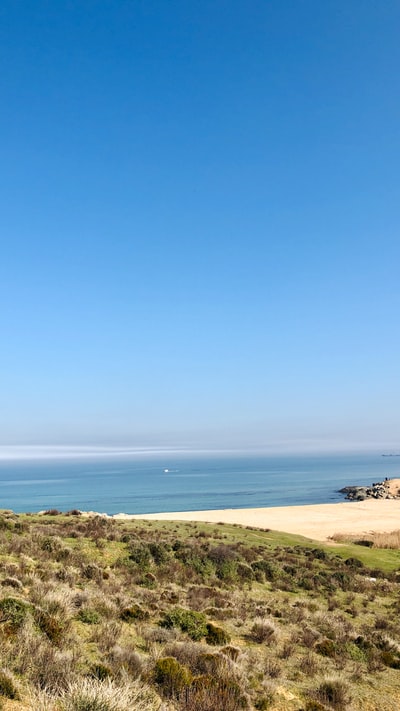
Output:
top-left (0, 452), bottom-right (399, 515)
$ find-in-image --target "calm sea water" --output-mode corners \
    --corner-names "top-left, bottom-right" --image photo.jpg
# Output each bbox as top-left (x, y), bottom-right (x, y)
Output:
top-left (0, 453), bottom-right (399, 515)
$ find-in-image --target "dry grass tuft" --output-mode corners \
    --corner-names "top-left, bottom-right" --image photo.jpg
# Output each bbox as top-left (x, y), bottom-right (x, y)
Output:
top-left (331, 529), bottom-right (400, 549)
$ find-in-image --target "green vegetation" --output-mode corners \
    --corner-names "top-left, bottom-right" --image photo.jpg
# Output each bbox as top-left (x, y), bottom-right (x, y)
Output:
top-left (0, 510), bottom-right (399, 709)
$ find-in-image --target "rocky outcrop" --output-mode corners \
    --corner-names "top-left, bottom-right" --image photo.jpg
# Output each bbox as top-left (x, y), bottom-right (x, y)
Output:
top-left (339, 480), bottom-right (399, 501)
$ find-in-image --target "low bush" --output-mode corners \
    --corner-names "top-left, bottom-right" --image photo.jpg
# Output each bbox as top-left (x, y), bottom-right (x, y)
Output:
top-left (34, 608), bottom-right (70, 645)
top-left (344, 557), bottom-right (364, 569)
top-left (312, 677), bottom-right (351, 710)
top-left (43, 509), bottom-right (62, 516)
top-left (160, 607), bottom-right (208, 640)
top-left (128, 543), bottom-right (151, 568)
top-left (250, 618), bottom-right (278, 644)
top-left (0, 669), bottom-right (20, 699)
top-left (108, 646), bottom-right (143, 678)
top-left (89, 663), bottom-right (112, 681)
top-left (185, 675), bottom-right (249, 711)
top-left (1, 577), bottom-right (22, 589)
top-left (0, 596), bottom-right (31, 630)
top-left (120, 603), bottom-right (149, 621)
top-left (381, 651), bottom-right (400, 669)
top-left (154, 656), bottom-right (192, 698)
top-left (77, 609), bottom-right (101, 625)
top-left (59, 677), bottom-right (159, 711)
top-left (205, 622), bottom-right (231, 646)
top-left (315, 638), bottom-right (337, 658)
top-left (82, 564), bottom-right (102, 581)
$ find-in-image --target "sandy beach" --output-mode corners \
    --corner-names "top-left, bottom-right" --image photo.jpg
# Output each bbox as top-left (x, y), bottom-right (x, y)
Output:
top-left (114, 497), bottom-right (400, 542)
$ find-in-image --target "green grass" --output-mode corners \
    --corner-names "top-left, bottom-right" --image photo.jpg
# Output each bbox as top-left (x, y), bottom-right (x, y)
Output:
top-left (2, 511), bottom-right (400, 710)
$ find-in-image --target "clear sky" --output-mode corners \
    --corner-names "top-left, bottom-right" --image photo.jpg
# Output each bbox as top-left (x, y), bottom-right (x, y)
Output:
top-left (1, 1), bottom-right (399, 453)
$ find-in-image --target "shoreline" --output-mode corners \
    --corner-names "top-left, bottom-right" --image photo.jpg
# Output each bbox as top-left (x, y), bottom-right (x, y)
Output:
top-left (78, 497), bottom-right (400, 542)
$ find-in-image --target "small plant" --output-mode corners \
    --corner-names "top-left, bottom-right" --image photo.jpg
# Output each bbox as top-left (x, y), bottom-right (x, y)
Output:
top-left (205, 622), bottom-right (231, 646)
top-left (1, 577), bottom-right (22, 589)
top-left (303, 701), bottom-right (328, 711)
top-left (0, 669), bottom-right (20, 699)
top-left (77, 609), bottom-right (101, 625)
top-left (315, 638), bottom-right (337, 658)
top-left (128, 543), bottom-right (151, 568)
top-left (250, 618), bottom-right (278, 644)
top-left (381, 651), bottom-right (400, 669)
top-left (34, 607), bottom-right (70, 645)
top-left (59, 677), bottom-right (159, 710)
top-left (186, 675), bottom-right (249, 711)
top-left (221, 645), bottom-right (240, 661)
top-left (0, 596), bottom-right (31, 630)
top-left (160, 607), bottom-right (208, 640)
top-left (313, 677), bottom-right (351, 710)
top-left (120, 604), bottom-right (149, 622)
top-left (154, 656), bottom-right (192, 698)
top-left (344, 557), bottom-right (364, 569)
top-left (89, 663), bottom-right (112, 681)
top-left (43, 509), bottom-right (62, 516)
top-left (264, 658), bottom-right (281, 678)
top-left (82, 564), bottom-right (102, 581)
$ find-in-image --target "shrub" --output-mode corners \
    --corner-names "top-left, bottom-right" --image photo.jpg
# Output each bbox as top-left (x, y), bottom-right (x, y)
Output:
top-left (77, 609), bottom-right (101, 625)
top-left (250, 618), bottom-right (278, 644)
top-left (217, 560), bottom-right (238, 583)
top-left (0, 596), bottom-right (31, 630)
top-left (236, 563), bottom-right (255, 582)
top-left (381, 651), bottom-right (400, 669)
top-left (160, 607), bottom-right (208, 640)
top-left (149, 541), bottom-right (169, 564)
top-left (89, 664), bottom-right (112, 681)
top-left (205, 622), bottom-right (231, 646)
top-left (24, 644), bottom-right (76, 692)
top-left (43, 509), bottom-right (62, 516)
top-left (254, 698), bottom-right (271, 710)
top-left (221, 645), bottom-right (240, 661)
top-left (59, 677), bottom-right (159, 710)
top-left (303, 701), bottom-right (328, 711)
top-left (40, 535), bottom-right (62, 553)
top-left (128, 543), bottom-right (151, 568)
top-left (186, 675), bottom-right (249, 710)
top-left (208, 545), bottom-right (238, 565)
top-left (0, 669), bottom-right (19, 699)
top-left (154, 656), bottom-right (192, 698)
top-left (138, 572), bottom-right (157, 588)
top-left (315, 638), bottom-right (337, 658)
top-left (251, 560), bottom-right (275, 581)
top-left (344, 557), bottom-right (364, 569)
top-left (120, 604), bottom-right (149, 622)
top-left (313, 677), bottom-right (351, 710)
top-left (264, 658), bottom-right (281, 678)
top-left (34, 607), bottom-right (70, 645)
top-left (90, 622), bottom-right (122, 653)
top-left (82, 564), bottom-right (102, 581)
top-left (1, 577), bottom-right (22, 589)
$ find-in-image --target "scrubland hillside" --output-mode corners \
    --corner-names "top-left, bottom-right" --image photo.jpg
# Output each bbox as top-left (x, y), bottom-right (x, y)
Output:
top-left (0, 511), bottom-right (399, 710)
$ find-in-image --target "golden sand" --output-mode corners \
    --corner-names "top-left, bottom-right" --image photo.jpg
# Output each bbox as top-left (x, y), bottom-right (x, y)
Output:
top-left (114, 495), bottom-right (400, 542)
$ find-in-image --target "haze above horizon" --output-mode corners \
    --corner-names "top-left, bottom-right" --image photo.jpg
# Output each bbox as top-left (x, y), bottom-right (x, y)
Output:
top-left (1, 1), bottom-right (399, 452)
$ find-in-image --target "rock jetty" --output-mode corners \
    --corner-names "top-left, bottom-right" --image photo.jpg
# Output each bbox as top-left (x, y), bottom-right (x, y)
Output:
top-left (339, 478), bottom-right (400, 501)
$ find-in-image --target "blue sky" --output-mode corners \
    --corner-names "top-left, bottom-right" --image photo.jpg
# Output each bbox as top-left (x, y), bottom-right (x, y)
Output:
top-left (1, 1), bottom-right (399, 452)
